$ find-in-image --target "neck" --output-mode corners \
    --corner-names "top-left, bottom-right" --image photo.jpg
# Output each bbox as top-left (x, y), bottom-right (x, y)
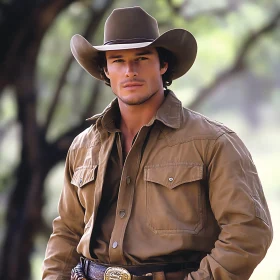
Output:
top-left (119, 90), bottom-right (165, 137)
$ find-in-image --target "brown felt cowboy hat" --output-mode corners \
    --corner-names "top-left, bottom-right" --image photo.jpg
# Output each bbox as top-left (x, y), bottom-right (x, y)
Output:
top-left (70, 6), bottom-right (197, 81)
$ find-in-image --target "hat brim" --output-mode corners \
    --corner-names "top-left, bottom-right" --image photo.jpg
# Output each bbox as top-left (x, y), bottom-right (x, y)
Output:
top-left (70, 28), bottom-right (197, 81)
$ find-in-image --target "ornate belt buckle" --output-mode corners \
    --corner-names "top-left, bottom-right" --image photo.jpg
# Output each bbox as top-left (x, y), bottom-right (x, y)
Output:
top-left (104, 267), bottom-right (131, 280)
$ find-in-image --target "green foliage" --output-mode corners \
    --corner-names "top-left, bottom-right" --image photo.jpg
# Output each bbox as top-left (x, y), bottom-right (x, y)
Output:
top-left (37, 2), bottom-right (91, 131)
top-left (0, 89), bottom-right (20, 193)
top-left (0, 88), bottom-right (16, 123)
top-left (248, 33), bottom-right (280, 80)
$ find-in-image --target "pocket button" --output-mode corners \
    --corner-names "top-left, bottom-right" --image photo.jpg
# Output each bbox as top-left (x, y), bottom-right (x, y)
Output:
top-left (119, 210), bottom-right (126, 218)
top-left (168, 177), bottom-right (174, 182)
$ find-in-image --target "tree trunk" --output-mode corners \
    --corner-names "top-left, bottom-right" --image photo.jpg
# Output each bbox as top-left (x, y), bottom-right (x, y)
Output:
top-left (0, 1), bottom-right (77, 279)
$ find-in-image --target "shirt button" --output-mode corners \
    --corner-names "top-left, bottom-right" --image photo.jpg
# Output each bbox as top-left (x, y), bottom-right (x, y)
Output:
top-left (119, 210), bottom-right (126, 218)
top-left (80, 178), bottom-right (83, 185)
top-left (168, 177), bottom-right (174, 182)
top-left (112, 241), bottom-right (118, 249)
top-left (126, 176), bottom-right (131, 184)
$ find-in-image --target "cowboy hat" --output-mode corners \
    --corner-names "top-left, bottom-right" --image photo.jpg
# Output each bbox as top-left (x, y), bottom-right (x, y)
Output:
top-left (70, 6), bottom-right (197, 81)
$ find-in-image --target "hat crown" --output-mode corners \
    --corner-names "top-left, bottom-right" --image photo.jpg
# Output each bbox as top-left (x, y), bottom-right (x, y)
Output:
top-left (104, 6), bottom-right (160, 45)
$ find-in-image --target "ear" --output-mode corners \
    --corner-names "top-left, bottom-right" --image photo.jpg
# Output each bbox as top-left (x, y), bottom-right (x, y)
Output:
top-left (104, 67), bottom-right (110, 79)
top-left (160, 62), bottom-right (168, 75)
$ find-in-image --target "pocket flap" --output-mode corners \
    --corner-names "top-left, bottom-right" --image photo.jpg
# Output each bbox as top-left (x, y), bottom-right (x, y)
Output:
top-left (144, 162), bottom-right (203, 189)
top-left (71, 165), bottom-right (98, 188)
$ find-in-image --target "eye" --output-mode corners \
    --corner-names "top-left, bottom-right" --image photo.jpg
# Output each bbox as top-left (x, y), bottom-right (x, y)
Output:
top-left (137, 57), bottom-right (148, 61)
top-left (113, 59), bottom-right (124, 63)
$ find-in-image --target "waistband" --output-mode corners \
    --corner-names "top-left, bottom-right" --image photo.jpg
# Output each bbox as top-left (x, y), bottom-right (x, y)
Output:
top-left (80, 258), bottom-right (199, 280)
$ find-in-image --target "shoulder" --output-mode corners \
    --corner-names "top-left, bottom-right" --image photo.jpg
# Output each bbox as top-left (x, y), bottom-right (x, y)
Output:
top-left (182, 110), bottom-right (252, 161)
top-left (182, 109), bottom-right (248, 151)
top-left (69, 123), bottom-right (101, 151)
top-left (183, 107), bottom-right (234, 138)
top-left (158, 91), bottom-right (235, 143)
top-left (68, 100), bottom-right (116, 151)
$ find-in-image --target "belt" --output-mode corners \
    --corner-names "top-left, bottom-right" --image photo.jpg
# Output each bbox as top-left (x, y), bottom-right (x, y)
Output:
top-left (80, 258), bottom-right (199, 280)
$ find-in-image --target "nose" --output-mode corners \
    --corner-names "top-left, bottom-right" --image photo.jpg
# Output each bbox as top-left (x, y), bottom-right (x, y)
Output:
top-left (125, 61), bottom-right (138, 78)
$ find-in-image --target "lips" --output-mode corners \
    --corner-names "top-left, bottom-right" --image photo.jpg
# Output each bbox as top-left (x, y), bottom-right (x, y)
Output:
top-left (123, 82), bottom-right (143, 88)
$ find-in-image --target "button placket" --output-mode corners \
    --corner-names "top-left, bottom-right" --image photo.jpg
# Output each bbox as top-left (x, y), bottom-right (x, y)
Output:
top-left (109, 126), bottom-right (151, 264)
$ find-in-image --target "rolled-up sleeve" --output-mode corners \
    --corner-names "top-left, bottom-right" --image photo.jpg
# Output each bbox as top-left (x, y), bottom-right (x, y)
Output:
top-left (189, 132), bottom-right (273, 280)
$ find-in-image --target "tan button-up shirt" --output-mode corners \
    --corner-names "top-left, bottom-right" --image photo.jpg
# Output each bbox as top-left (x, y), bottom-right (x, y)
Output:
top-left (43, 90), bottom-right (273, 280)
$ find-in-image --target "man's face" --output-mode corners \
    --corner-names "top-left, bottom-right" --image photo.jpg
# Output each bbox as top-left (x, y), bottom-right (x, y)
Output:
top-left (104, 47), bottom-right (167, 106)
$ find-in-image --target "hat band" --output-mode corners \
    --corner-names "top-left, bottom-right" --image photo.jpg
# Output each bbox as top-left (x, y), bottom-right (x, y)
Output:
top-left (104, 38), bottom-right (155, 45)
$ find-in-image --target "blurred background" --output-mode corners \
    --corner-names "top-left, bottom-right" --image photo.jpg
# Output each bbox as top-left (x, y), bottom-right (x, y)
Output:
top-left (0, 0), bottom-right (279, 279)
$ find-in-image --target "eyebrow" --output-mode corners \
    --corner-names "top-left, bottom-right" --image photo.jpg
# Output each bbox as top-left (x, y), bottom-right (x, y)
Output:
top-left (107, 54), bottom-right (123, 59)
top-left (135, 50), bottom-right (154, 56)
top-left (107, 50), bottom-right (154, 60)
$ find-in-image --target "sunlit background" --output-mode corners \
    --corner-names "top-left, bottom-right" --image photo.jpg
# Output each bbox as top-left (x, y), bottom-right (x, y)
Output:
top-left (0, 0), bottom-right (279, 279)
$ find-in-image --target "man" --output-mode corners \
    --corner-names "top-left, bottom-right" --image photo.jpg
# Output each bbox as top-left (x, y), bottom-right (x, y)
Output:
top-left (42, 6), bottom-right (273, 280)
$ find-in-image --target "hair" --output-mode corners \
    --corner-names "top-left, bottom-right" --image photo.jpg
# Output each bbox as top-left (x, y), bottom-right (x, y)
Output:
top-left (95, 47), bottom-right (176, 89)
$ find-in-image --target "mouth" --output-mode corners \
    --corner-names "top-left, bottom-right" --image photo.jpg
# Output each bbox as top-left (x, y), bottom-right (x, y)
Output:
top-left (123, 82), bottom-right (144, 89)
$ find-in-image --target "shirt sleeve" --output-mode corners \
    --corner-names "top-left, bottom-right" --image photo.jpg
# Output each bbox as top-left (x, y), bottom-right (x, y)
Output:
top-left (42, 148), bottom-right (84, 280)
top-left (188, 132), bottom-right (273, 280)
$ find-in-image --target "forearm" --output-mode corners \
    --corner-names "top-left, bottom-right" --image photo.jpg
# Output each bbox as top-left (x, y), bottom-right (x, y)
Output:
top-left (42, 217), bottom-right (82, 280)
top-left (188, 216), bottom-right (272, 279)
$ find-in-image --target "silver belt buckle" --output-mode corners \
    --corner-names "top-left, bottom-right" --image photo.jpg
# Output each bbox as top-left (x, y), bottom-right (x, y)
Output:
top-left (104, 267), bottom-right (131, 280)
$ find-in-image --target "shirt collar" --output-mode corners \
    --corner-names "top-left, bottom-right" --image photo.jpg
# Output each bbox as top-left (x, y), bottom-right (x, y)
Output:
top-left (153, 90), bottom-right (182, 129)
top-left (101, 98), bottom-right (121, 132)
top-left (86, 90), bottom-right (182, 131)
top-left (86, 98), bottom-right (120, 133)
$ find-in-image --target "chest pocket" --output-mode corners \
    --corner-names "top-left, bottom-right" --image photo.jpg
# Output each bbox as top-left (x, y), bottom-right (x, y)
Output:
top-left (71, 166), bottom-right (98, 188)
top-left (144, 162), bottom-right (204, 234)
top-left (71, 165), bottom-right (98, 212)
